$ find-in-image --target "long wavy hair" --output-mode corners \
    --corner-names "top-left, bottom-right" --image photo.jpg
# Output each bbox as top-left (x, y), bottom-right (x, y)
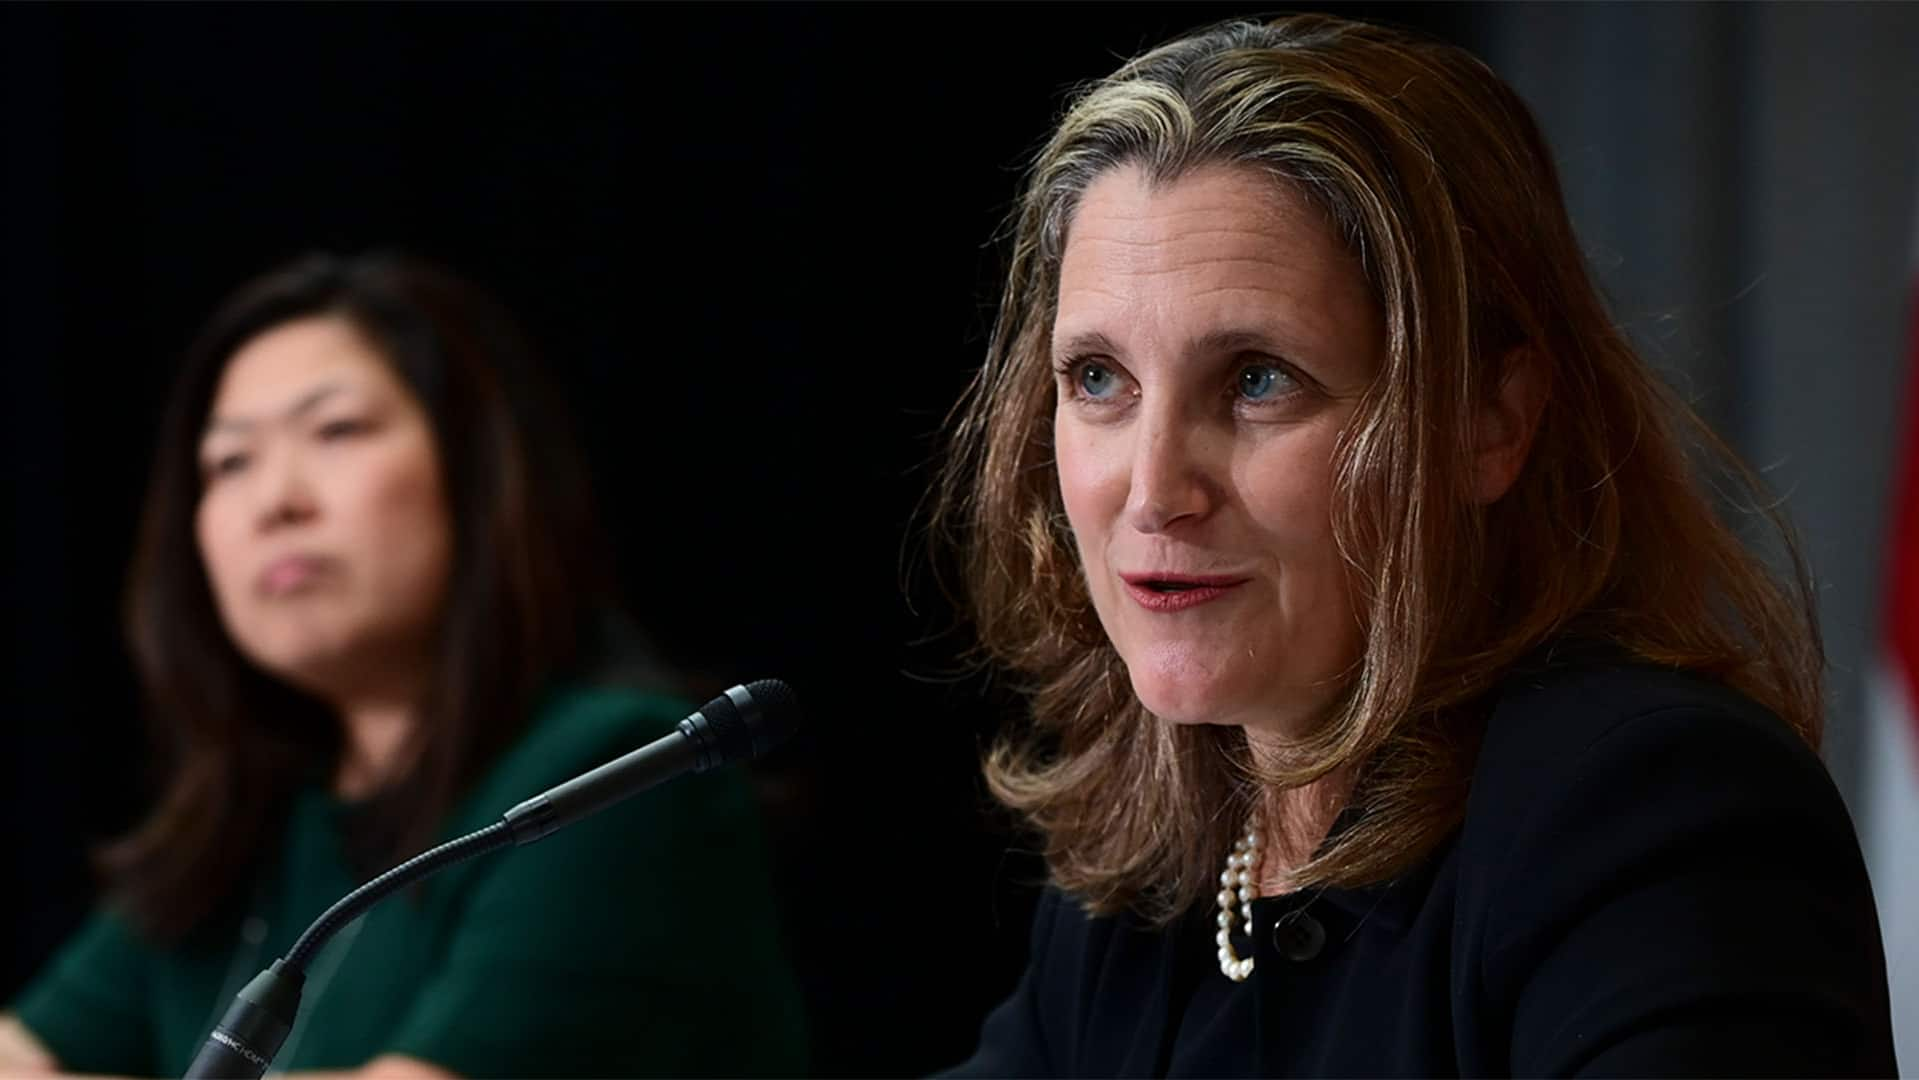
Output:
top-left (931, 14), bottom-right (1822, 924)
top-left (105, 252), bottom-right (617, 941)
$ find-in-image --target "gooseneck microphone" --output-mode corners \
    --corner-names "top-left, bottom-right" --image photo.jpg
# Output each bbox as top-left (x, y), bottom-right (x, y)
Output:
top-left (182, 678), bottom-right (800, 1079)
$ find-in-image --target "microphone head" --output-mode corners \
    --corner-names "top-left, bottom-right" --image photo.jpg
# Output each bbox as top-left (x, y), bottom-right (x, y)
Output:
top-left (740, 678), bottom-right (801, 755)
top-left (694, 678), bottom-right (802, 767)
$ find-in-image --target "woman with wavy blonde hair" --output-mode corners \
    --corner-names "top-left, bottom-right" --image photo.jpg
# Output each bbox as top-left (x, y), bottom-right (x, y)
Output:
top-left (937, 14), bottom-right (1895, 1076)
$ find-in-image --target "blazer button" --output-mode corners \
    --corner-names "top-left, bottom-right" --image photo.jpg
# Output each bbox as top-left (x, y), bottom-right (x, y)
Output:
top-left (1271, 908), bottom-right (1326, 962)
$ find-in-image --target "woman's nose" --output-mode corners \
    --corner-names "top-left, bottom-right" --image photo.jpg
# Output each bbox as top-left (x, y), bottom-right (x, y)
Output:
top-left (1122, 405), bottom-right (1219, 534)
top-left (252, 446), bottom-right (318, 531)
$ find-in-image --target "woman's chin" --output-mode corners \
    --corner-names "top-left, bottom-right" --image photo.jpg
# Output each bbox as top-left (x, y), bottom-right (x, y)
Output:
top-left (1125, 657), bottom-right (1346, 735)
top-left (238, 632), bottom-right (364, 699)
top-left (1127, 668), bottom-right (1243, 727)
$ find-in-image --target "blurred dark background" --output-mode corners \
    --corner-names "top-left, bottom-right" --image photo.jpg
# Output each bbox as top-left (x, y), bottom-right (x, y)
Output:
top-left (3, 3), bottom-right (1914, 1072)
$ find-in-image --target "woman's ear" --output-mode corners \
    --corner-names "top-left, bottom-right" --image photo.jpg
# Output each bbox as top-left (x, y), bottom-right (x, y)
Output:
top-left (1473, 346), bottom-right (1549, 504)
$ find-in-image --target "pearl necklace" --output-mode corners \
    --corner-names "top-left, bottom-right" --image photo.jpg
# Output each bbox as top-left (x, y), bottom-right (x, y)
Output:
top-left (1214, 826), bottom-right (1261, 981)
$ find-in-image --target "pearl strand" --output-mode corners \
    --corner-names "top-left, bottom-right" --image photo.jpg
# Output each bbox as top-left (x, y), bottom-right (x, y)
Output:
top-left (1214, 827), bottom-right (1261, 981)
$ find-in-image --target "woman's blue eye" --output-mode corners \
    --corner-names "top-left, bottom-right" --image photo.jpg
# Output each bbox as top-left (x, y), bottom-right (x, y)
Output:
top-left (1078, 362), bottom-right (1118, 399)
top-left (1238, 364), bottom-right (1292, 401)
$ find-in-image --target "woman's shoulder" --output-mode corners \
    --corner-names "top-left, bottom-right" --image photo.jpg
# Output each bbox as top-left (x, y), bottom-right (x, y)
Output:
top-left (1472, 645), bottom-right (1825, 794)
top-left (1446, 650), bottom-right (1894, 1073)
top-left (1454, 643), bottom-right (1861, 923)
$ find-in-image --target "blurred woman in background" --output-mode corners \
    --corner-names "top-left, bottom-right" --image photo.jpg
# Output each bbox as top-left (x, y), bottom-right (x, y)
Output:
top-left (0, 252), bottom-right (806, 1077)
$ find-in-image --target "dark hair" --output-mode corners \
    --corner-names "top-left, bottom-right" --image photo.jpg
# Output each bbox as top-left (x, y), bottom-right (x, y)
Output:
top-left (104, 251), bottom-right (617, 940)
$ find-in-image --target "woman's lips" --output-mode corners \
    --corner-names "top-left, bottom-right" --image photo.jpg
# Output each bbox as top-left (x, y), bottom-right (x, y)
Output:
top-left (1120, 573), bottom-right (1250, 612)
top-left (258, 555), bottom-right (333, 596)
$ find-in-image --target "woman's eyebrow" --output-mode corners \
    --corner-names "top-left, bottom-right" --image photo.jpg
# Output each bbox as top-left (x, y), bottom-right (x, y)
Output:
top-left (1186, 328), bottom-right (1293, 357)
top-left (1051, 329), bottom-right (1122, 361)
top-left (203, 382), bottom-right (348, 436)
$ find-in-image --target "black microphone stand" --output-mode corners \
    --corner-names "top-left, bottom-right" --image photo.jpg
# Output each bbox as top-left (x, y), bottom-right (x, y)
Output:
top-left (182, 822), bottom-right (515, 1079)
top-left (180, 677), bottom-right (798, 1078)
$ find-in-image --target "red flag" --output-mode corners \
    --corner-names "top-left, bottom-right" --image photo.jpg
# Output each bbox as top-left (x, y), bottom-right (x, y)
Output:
top-left (1885, 290), bottom-right (1919, 738)
top-left (1864, 280), bottom-right (1919, 1068)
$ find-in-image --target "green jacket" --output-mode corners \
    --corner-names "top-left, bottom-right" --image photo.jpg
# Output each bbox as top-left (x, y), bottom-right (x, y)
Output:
top-left (11, 684), bottom-right (808, 1077)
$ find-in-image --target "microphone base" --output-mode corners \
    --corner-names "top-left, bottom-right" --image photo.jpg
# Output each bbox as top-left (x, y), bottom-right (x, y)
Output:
top-left (181, 961), bottom-right (304, 1078)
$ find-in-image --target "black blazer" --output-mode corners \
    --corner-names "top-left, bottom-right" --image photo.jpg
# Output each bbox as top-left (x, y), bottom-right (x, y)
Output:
top-left (948, 657), bottom-right (1898, 1077)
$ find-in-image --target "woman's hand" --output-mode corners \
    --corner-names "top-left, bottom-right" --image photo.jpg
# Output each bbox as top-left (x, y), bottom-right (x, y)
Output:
top-left (0, 1016), bottom-right (454, 1080)
top-left (294, 1055), bottom-right (459, 1080)
top-left (0, 1014), bottom-right (58, 1073)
